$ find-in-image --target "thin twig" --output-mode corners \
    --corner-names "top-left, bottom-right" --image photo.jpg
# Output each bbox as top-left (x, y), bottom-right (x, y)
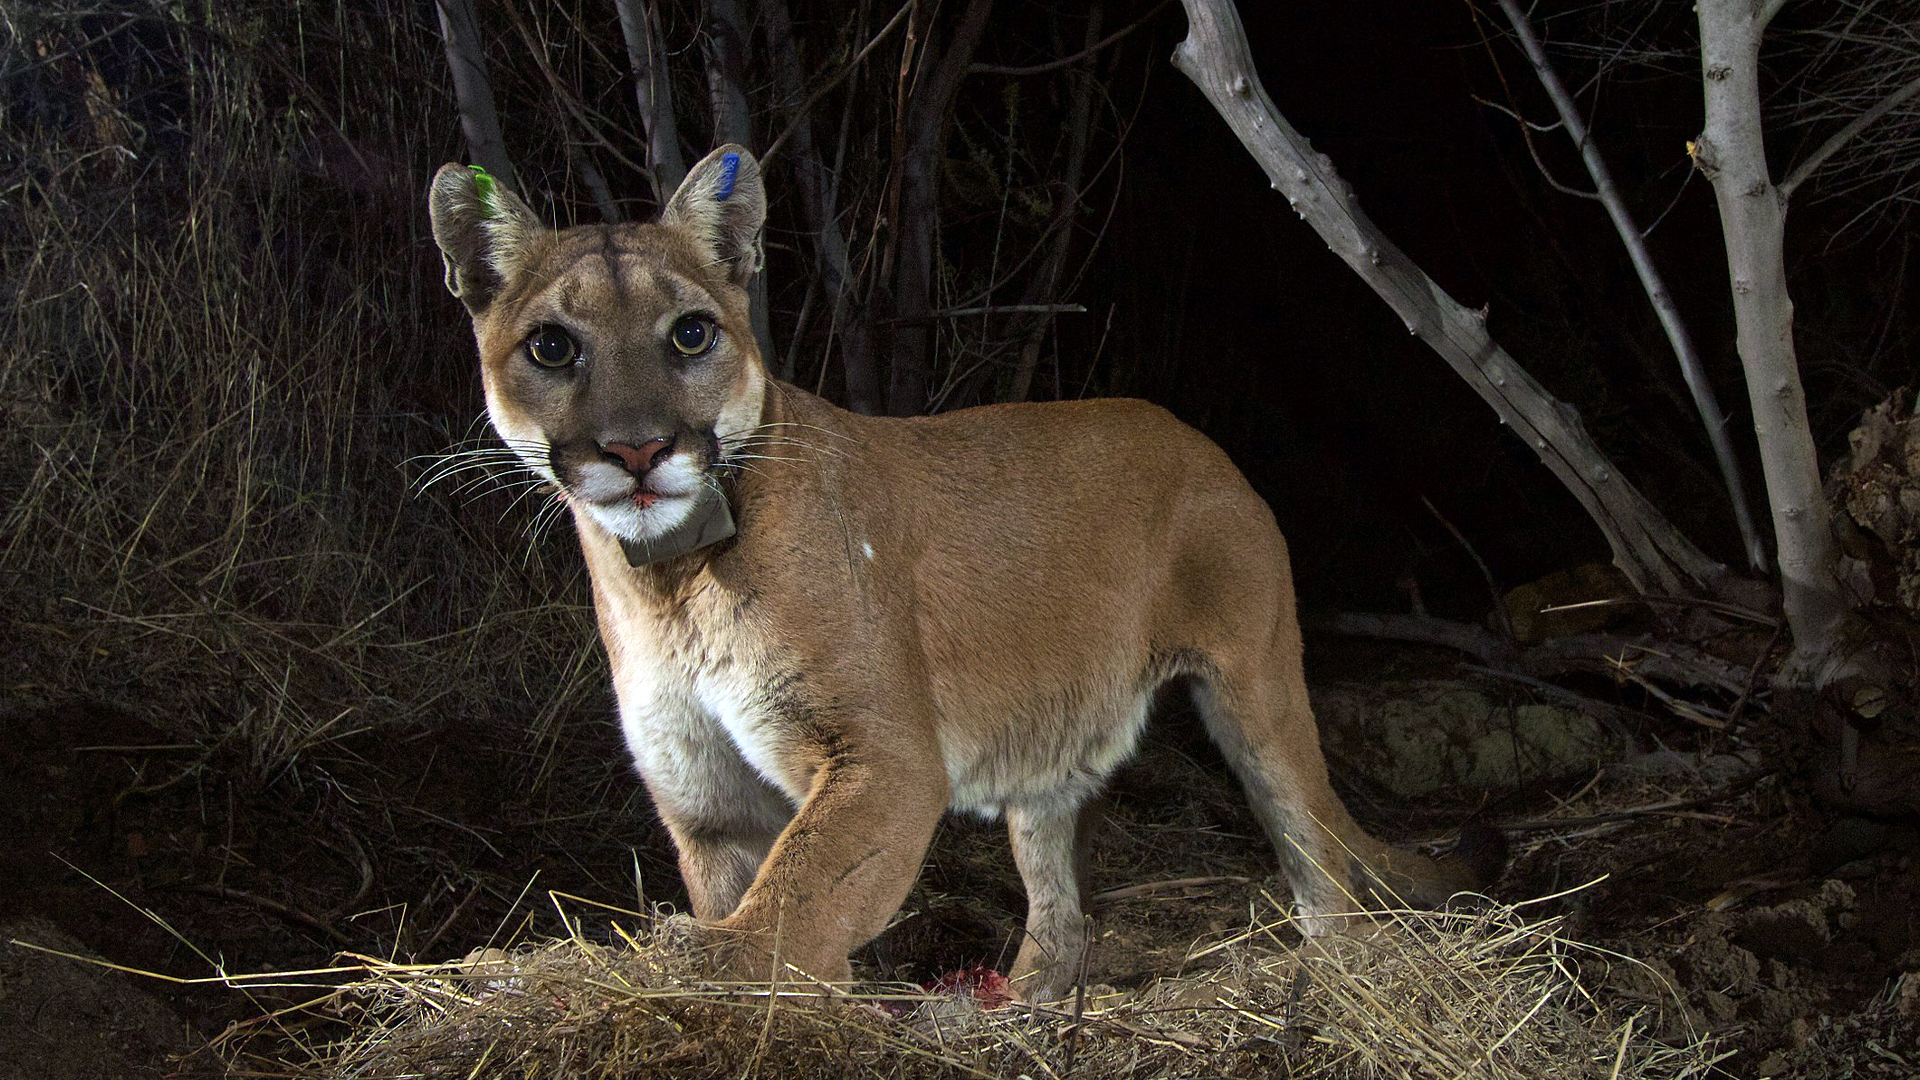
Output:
top-left (1457, 663), bottom-right (1640, 735)
top-left (1503, 769), bottom-right (1769, 832)
top-left (968, 0), bottom-right (1175, 76)
top-left (169, 883), bottom-right (355, 947)
top-left (1422, 496), bottom-right (1513, 642)
top-left (1495, 0), bottom-right (1767, 574)
top-left (1613, 662), bottom-right (1729, 729)
top-left (1092, 876), bottom-right (1252, 903)
top-left (885, 303), bottom-right (1087, 325)
top-left (1723, 623), bottom-right (1783, 729)
top-left (761, 0), bottom-right (915, 166)
top-left (1782, 72), bottom-right (1920, 199)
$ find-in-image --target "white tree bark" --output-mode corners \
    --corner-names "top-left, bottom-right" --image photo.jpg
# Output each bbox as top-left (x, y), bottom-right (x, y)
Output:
top-left (1497, 0), bottom-right (1767, 575)
top-left (1171, 0), bottom-right (1740, 600)
top-left (1694, 0), bottom-right (1853, 680)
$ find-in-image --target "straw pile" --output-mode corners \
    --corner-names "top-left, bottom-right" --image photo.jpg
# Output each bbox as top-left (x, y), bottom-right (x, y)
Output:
top-left (213, 893), bottom-right (1722, 1080)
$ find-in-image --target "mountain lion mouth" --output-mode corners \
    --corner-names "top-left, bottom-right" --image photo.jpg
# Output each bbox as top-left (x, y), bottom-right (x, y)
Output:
top-left (611, 486), bottom-right (736, 567)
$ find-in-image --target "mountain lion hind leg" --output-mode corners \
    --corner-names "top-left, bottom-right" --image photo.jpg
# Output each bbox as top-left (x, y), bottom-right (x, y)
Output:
top-left (1005, 798), bottom-right (1103, 1000)
top-left (1192, 647), bottom-right (1505, 933)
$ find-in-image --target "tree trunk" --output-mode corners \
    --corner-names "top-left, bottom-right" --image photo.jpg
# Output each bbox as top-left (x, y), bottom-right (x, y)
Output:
top-left (1693, 0), bottom-right (1853, 682)
top-left (888, 0), bottom-right (996, 416)
top-left (703, 0), bottom-right (776, 365)
top-left (1007, 3), bottom-right (1102, 404)
top-left (1170, 0), bottom-right (1746, 602)
top-left (615, 0), bottom-right (687, 204)
top-left (1497, 0), bottom-right (1767, 575)
top-left (761, 0), bottom-right (882, 412)
top-left (434, 0), bottom-right (516, 192)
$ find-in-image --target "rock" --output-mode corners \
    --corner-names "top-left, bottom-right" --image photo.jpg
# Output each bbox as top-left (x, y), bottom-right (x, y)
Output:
top-left (1736, 905), bottom-right (1830, 963)
top-left (1314, 679), bottom-right (1628, 797)
top-left (1675, 931), bottom-right (1760, 995)
top-left (1731, 880), bottom-right (1855, 964)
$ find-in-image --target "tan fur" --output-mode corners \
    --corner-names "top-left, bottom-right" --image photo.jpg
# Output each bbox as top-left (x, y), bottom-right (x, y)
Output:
top-left (429, 146), bottom-right (1497, 1000)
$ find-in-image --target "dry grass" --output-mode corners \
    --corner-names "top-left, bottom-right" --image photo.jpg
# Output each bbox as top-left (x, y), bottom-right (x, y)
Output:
top-left (192, 891), bottom-right (1723, 1080)
top-left (0, 0), bottom-right (602, 777)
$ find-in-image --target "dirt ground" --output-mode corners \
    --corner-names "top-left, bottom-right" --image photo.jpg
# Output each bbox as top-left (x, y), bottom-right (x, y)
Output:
top-left (1, 642), bottom-right (1915, 1079)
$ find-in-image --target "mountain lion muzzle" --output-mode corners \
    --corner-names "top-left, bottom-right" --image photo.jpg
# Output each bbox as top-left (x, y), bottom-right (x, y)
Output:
top-left (428, 145), bottom-right (1503, 1000)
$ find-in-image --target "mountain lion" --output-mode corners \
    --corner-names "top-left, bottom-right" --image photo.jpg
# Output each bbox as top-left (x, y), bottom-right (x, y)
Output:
top-left (428, 145), bottom-right (1502, 1001)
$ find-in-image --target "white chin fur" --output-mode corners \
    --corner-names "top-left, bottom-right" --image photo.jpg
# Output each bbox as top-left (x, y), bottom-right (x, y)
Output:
top-left (580, 492), bottom-right (698, 543)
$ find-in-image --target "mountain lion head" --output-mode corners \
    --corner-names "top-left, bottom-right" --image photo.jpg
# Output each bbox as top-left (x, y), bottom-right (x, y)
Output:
top-left (428, 146), bottom-right (767, 564)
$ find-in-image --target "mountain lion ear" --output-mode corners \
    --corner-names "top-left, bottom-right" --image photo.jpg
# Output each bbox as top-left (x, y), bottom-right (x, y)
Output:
top-left (428, 163), bottom-right (544, 314)
top-left (662, 145), bottom-right (765, 285)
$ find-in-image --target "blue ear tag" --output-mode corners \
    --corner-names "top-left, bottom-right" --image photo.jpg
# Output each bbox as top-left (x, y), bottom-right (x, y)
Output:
top-left (716, 153), bottom-right (741, 201)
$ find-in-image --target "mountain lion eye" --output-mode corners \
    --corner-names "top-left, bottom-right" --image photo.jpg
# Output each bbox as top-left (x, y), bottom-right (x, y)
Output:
top-left (527, 325), bottom-right (578, 368)
top-left (670, 315), bottom-right (716, 357)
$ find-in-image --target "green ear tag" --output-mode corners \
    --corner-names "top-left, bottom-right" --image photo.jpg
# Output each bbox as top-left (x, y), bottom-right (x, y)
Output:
top-left (468, 165), bottom-right (497, 213)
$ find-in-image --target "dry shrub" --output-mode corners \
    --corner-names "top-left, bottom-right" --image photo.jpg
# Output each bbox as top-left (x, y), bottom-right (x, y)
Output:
top-left (0, 1), bottom-right (599, 773)
top-left (217, 894), bottom-right (1723, 1080)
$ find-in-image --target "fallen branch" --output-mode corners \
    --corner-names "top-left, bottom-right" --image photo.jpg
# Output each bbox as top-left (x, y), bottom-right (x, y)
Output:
top-left (1092, 876), bottom-right (1252, 903)
top-left (1324, 612), bottom-right (1752, 695)
top-left (170, 883), bottom-right (355, 947)
top-left (1321, 612), bottom-right (1515, 666)
top-left (1503, 769), bottom-right (1770, 833)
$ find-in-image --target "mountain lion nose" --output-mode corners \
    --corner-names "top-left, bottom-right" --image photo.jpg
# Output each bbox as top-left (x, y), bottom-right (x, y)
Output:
top-left (601, 437), bottom-right (674, 476)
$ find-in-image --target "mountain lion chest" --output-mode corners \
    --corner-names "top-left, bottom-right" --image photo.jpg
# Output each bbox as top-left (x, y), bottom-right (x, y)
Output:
top-left (597, 580), bottom-right (810, 804)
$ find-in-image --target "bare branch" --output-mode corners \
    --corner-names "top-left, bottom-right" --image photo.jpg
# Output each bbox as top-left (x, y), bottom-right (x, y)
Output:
top-left (762, 0), bottom-right (914, 167)
top-left (761, 0), bottom-right (881, 408)
top-left (889, 0), bottom-right (997, 415)
top-left (703, 0), bottom-right (775, 365)
top-left (1781, 71), bottom-right (1920, 199)
top-left (1497, 0), bottom-right (1768, 573)
top-left (615, 0), bottom-right (687, 202)
top-left (1471, 94), bottom-right (1563, 133)
top-left (967, 0), bottom-right (1172, 77)
top-left (434, 0), bottom-right (516, 191)
top-left (502, 4), bottom-right (652, 189)
top-left (704, 0), bottom-right (754, 148)
top-left (1009, 3), bottom-right (1105, 402)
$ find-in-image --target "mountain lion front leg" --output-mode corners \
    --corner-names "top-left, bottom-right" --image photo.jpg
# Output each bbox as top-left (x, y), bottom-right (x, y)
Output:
top-left (708, 731), bottom-right (951, 986)
top-left (626, 713), bottom-right (792, 921)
